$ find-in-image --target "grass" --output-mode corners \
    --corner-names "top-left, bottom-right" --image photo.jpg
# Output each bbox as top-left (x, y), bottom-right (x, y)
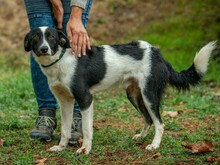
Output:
top-left (1, 1), bottom-right (220, 164)
top-left (0, 71), bottom-right (219, 164)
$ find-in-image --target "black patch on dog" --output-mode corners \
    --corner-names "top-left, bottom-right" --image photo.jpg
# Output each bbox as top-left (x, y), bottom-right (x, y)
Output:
top-left (167, 63), bottom-right (202, 91)
top-left (144, 47), bottom-right (169, 123)
top-left (110, 41), bottom-right (144, 60)
top-left (71, 46), bottom-right (106, 110)
top-left (24, 27), bottom-right (70, 56)
top-left (143, 47), bottom-right (202, 122)
top-left (24, 28), bottom-right (44, 54)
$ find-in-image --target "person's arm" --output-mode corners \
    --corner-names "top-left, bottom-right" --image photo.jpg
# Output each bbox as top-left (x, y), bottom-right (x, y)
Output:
top-left (67, 1), bottom-right (90, 57)
top-left (50, 0), bottom-right (64, 29)
top-left (70, 0), bottom-right (87, 9)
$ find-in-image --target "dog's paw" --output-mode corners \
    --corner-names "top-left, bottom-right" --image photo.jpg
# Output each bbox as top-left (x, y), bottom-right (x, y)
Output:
top-left (76, 146), bottom-right (91, 155)
top-left (145, 144), bottom-right (159, 150)
top-left (47, 145), bottom-right (66, 152)
top-left (132, 134), bottom-right (142, 140)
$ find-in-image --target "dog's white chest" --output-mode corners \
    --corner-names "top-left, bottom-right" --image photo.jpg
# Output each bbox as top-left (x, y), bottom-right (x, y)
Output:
top-left (41, 54), bottom-right (77, 97)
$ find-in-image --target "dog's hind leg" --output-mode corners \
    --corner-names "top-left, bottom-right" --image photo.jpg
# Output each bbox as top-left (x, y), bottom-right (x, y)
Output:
top-left (49, 87), bottom-right (74, 152)
top-left (125, 79), bottom-right (153, 140)
top-left (141, 91), bottom-right (164, 150)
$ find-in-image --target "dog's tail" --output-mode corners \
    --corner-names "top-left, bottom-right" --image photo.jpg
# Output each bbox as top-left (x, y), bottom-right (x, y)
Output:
top-left (166, 41), bottom-right (217, 91)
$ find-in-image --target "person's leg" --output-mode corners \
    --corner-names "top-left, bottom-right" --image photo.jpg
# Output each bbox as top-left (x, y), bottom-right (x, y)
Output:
top-left (24, 0), bottom-right (93, 143)
top-left (24, 0), bottom-right (57, 141)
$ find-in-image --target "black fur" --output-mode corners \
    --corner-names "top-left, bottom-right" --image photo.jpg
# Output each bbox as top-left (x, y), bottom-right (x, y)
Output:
top-left (143, 47), bottom-right (202, 123)
top-left (167, 63), bottom-right (202, 91)
top-left (110, 41), bottom-right (145, 60)
top-left (143, 47), bottom-right (169, 122)
top-left (71, 46), bottom-right (107, 110)
top-left (24, 27), bottom-right (70, 56)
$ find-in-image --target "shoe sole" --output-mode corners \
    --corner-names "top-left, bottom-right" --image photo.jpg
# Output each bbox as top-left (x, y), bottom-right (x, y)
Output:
top-left (30, 133), bottom-right (52, 142)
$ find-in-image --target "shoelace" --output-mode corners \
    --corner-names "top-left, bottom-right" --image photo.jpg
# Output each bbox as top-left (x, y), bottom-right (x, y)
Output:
top-left (72, 116), bottom-right (82, 132)
top-left (36, 116), bottom-right (56, 130)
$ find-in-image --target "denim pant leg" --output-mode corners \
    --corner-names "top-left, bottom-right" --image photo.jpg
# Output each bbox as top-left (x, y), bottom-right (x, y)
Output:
top-left (28, 15), bottom-right (58, 111)
top-left (24, 0), bottom-right (93, 114)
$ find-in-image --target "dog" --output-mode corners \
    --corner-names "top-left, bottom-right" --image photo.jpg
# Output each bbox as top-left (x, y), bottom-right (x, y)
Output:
top-left (24, 26), bottom-right (216, 154)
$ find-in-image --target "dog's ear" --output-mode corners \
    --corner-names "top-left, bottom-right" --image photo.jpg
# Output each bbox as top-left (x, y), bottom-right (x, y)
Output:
top-left (58, 30), bottom-right (70, 48)
top-left (24, 32), bottom-right (31, 52)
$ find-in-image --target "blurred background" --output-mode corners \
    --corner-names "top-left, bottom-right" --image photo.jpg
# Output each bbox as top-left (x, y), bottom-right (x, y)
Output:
top-left (0, 0), bottom-right (219, 81)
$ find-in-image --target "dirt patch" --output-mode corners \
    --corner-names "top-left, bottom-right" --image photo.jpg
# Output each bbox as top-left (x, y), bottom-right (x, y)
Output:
top-left (0, 1), bottom-right (29, 52)
top-left (94, 115), bottom-right (141, 131)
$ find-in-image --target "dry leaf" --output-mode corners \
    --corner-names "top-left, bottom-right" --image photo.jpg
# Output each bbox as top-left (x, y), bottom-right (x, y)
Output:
top-left (206, 156), bottom-right (220, 163)
top-left (34, 155), bottom-right (47, 165)
top-left (34, 158), bottom-right (47, 165)
top-left (0, 139), bottom-right (5, 146)
top-left (182, 141), bottom-right (213, 154)
top-left (153, 152), bottom-right (161, 158)
top-left (162, 111), bottom-right (178, 118)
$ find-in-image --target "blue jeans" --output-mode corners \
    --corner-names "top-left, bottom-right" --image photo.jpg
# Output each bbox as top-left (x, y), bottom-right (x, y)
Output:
top-left (24, 0), bottom-right (93, 113)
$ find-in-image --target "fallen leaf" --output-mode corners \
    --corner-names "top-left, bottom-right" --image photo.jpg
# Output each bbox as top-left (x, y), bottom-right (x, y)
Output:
top-left (153, 152), bottom-right (161, 158)
top-left (34, 158), bottom-right (47, 165)
top-left (34, 155), bottom-right (47, 165)
top-left (93, 125), bottom-right (100, 130)
top-left (182, 141), bottom-right (213, 154)
top-left (162, 111), bottom-right (178, 118)
top-left (215, 116), bottom-right (220, 122)
top-left (206, 156), bottom-right (220, 163)
top-left (0, 139), bottom-right (5, 146)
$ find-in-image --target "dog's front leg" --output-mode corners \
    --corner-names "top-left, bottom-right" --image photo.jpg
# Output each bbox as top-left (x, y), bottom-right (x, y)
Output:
top-left (76, 101), bottom-right (94, 155)
top-left (49, 89), bottom-right (74, 152)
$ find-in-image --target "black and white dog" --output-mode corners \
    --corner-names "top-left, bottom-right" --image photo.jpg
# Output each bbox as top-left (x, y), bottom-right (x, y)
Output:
top-left (24, 27), bottom-right (216, 154)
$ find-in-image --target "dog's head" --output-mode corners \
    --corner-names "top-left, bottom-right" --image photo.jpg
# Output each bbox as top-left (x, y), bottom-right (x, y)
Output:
top-left (24, 26), bottom-right (70, 56)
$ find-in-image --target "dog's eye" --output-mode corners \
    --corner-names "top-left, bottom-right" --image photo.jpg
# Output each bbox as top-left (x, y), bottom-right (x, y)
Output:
top-left (32, 34), bottom-right (39, 40)
top-left (48, 35), bottom-right (55, 40)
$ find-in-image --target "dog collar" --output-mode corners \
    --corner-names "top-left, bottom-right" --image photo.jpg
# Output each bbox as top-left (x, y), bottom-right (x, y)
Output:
top-left (41, 49), bottom-right (66, 68)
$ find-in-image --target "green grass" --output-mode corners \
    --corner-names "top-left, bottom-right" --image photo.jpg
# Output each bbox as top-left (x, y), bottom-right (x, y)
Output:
top-left (0, 71), bottom-right (219, 164)
top-left (1, 1), bottom-right (220, 164)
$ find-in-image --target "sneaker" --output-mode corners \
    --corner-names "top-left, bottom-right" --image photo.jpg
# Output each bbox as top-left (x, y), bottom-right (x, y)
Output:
top-left (30, 109), bottom-right (57, 142)
top-left (68, 112), bottom-right (83, 146)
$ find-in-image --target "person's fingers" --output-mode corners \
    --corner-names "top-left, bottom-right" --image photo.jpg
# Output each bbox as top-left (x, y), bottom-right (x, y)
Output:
top-left (77, 34), bottom-right (83, 57)
top-left (86, 35), bottom-right (91, 51)
top-left (72, 33), bottom-right (78, 54)
top-left (82, 35), bottom-right (87, 56)
top-left (67, 25), bottom-right (73, 43)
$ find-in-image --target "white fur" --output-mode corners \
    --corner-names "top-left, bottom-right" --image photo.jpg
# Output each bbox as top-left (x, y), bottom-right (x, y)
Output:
top-left (40, 27), bottom-right (52, 55)
top-left (34, 47), bottom-right (77, 98)
top-left (49, 86), bottom-right (74, 151)
top-left (90, 43), bottom-right (152, 93)
top-left (77, 101), bottom-right (94, 154)
top-left (140, 94), bottom-right (164, 150)
top-left (194, 41), bottom-right (217, 74)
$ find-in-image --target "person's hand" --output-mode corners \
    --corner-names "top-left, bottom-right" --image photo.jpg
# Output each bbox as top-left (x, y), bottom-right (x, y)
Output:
top-left (67, 6), bottom-right (91, 57)
top-left (50, 0), bottom-right (64, 29)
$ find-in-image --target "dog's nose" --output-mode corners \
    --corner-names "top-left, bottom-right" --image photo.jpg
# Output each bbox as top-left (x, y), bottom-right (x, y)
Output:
top-left (40, 46), bottom-right (48, 54)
